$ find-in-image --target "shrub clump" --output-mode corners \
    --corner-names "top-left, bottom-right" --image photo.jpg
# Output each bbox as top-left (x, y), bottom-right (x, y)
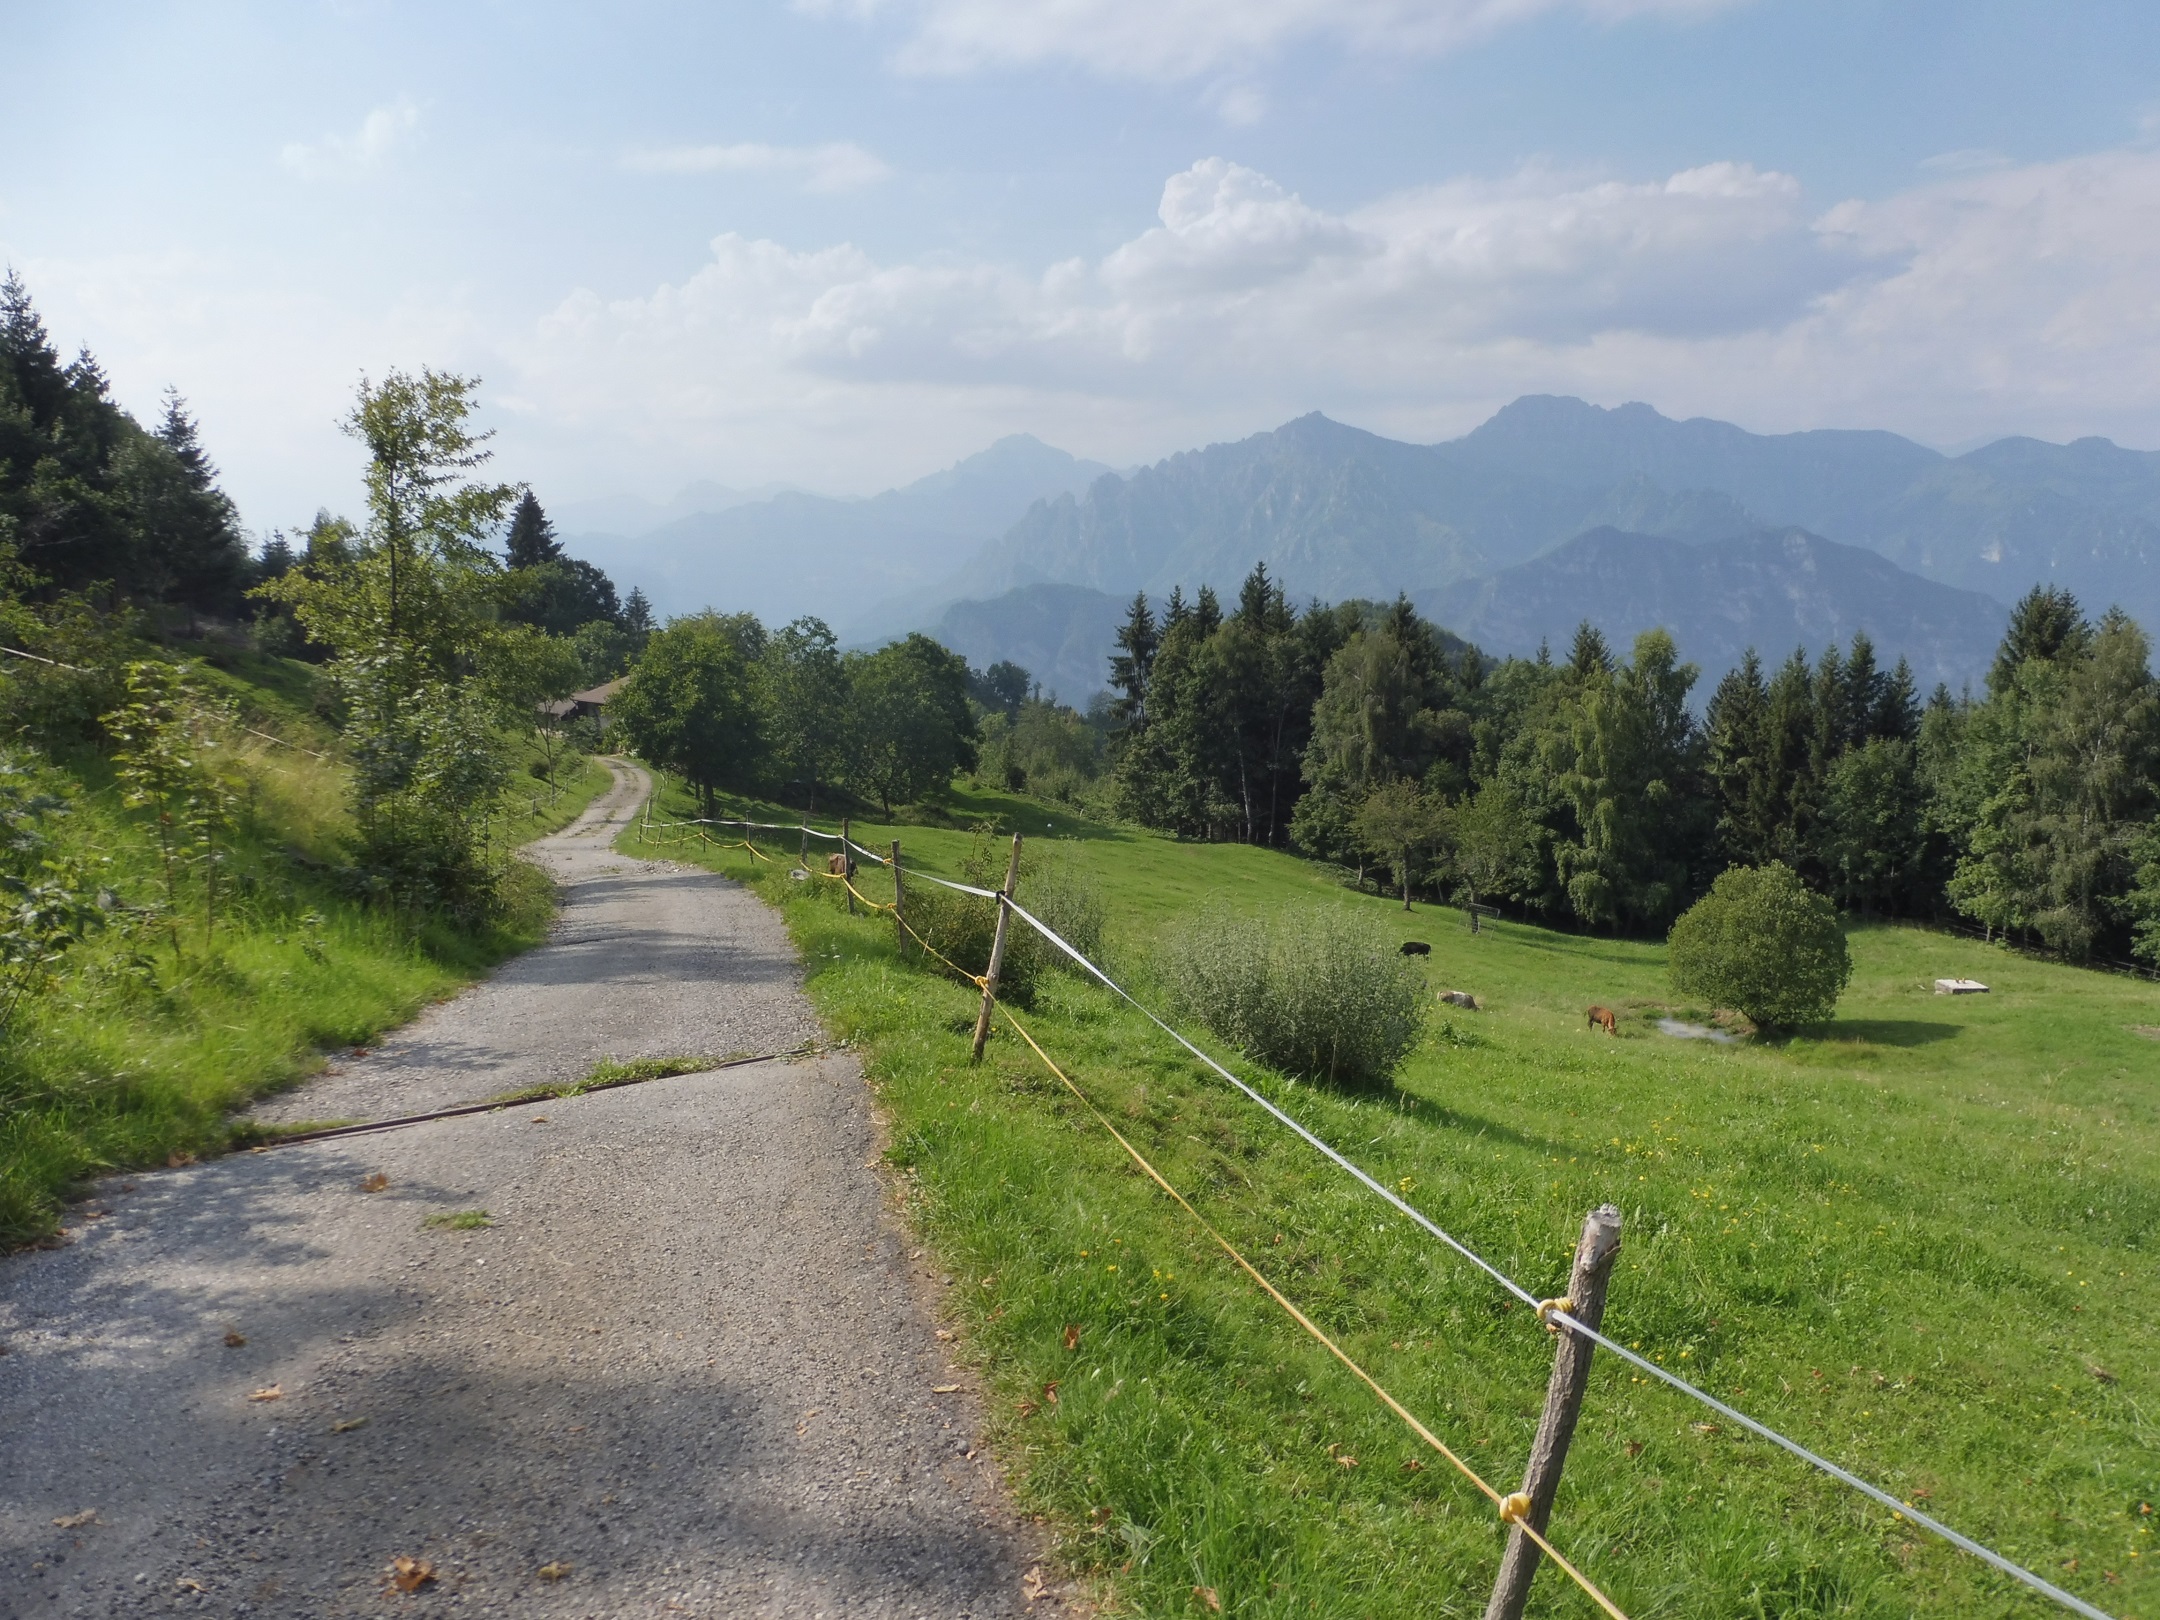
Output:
top-left (1667, 862), bottom-right (1851, 1031)
top-left (1161, 903), bottom-right (1425, 1089)
top-left (898, 830), bottom-right (1107, 1007)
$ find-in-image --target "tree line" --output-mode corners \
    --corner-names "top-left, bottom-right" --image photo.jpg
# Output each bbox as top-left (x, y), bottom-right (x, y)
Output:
top-left (1105, 564), bottom-right (2160, 967)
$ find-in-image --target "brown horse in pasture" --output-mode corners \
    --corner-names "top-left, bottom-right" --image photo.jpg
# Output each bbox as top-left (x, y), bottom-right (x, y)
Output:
top-left (1586, 1005), bottom-right (1618, 1035)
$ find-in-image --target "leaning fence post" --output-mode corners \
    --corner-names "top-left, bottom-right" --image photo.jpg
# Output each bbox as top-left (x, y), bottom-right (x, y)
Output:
top-left (840, 817), bottom-right (855, 914)
top-left (890, 839), bottom-right (906, 955)
top-left (970, 833), bottom-right (1024, 1063)
top-left (1483, 1203), bottom-right (1624, 1620)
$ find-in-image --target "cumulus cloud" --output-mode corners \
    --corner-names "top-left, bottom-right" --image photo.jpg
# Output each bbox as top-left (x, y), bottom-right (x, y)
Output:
top-left (279, 100), bottom-right (421, 179)
top-left (803, 0), bottom-right (1739, 79)
top-left (504, 144), bottom-right (2160, 490)
top-left (621, 141), bottom-right (892, 193)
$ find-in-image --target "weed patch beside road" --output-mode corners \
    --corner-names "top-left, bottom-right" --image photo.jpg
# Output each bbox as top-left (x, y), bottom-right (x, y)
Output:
top-left (0, 720), bottom-right (613, 1247)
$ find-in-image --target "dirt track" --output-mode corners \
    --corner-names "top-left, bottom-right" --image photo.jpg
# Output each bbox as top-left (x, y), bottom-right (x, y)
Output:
top-left (0, 762), bottom-right (1044, 1618)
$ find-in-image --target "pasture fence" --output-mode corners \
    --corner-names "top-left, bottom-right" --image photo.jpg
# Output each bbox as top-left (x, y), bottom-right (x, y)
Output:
top-left (637, 797), bottom-right (2124, 1620)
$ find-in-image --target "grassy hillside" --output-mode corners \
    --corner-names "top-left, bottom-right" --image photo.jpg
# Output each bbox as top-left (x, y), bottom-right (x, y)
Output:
top-left (623, 779), bottom-right (2158, 1619)
top-left (0, 657), bottom-right (612, 1246)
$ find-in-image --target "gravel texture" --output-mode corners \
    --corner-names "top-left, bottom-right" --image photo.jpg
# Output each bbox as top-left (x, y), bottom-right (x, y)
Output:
top-left (0, 762), bottom-right (1050, 1618)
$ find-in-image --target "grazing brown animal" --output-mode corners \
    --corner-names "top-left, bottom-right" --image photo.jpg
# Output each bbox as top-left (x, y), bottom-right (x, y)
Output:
top-left (1586, 1005), bottom-right (1617, 1035)
top-left (1437, 989), bottom-right (1479, 1010)
top-left (826, 853), bottom-right (851, 877)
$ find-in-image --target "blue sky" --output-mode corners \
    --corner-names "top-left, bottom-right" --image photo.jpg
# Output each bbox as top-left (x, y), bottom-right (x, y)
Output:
top-left (7, 1), bottom-right (2160, 530)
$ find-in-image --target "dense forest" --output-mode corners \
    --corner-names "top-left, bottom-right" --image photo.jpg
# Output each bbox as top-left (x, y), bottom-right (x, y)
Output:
top-left (1093, 564), bottom-right (2160, 966)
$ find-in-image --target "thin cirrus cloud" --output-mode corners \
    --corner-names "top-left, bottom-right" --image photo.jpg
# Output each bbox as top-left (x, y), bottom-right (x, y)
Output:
top-left (620, 141), bottom-right (893, 193)
top-left (279, 99), bottom-right (421, 179)
top-left (804, 0), bottom-right (1742, 79)
top-left (513, 143), bottom-right (2160, 487)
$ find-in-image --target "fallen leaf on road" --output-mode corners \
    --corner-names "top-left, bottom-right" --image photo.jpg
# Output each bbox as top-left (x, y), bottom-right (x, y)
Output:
top-left (247, 1385), bottom-right (283, 1402)
top-left (1194, 1584), bottom-right (1222, 1611)
top-left (529, 1116), bottom-right (550, 1124)
top-left (1062, 1323), bottom-right (1081, 1351)
top-left (385, 1556), bottom-right (436, 1593)
top-left (537, 1562), bottom-right (572, 1581)
top-left (167, 1153), bottom-right (195, 1168)
top-left (223, 1330), bottom-right (247, 1348)
top-left (330, 1417), bottom-right (369, 1434)
top-left (51, 1510), bottom-right (97, 1529)
top-left (932, 1384), bottom-right (962, 1394)
top-left (176, 1577), bottom-right (206, 1593)
top-left (360, 1173), bottom-right (389, 1193)
top-left (1022, 1565), bottom-right (1048, 1602)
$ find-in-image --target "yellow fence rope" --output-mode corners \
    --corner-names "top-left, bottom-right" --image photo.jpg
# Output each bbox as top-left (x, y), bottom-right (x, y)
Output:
top-left (990, 999), bottom-right (1631, 1620)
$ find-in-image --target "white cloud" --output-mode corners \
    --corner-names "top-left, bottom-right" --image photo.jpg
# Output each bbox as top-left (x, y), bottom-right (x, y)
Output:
top-left (621, 141), bottom-right (892, 193)
top-left (502, 143), bottom-right (2160, 494)
top-left (803, 0), bottom-right (1740, 79)
top-left (280, 99), bottom-right (422, 179)
top-left (30, 142), bottom-right (2160, 529)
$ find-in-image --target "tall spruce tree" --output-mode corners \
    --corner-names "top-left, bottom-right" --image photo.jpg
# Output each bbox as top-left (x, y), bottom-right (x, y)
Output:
top-left (503, 491), bottom-right (564, 569)
top-left (1107, 591), bottom-right (1158, 727)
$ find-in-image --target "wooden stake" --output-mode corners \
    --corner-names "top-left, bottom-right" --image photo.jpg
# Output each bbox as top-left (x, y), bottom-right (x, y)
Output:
top-left (970, 833), bottom-right (1023, 1063)
top-left (841, 817), bottom-right (854, 914)
top-left (1483, 1204), bottom-right (1624, 1620)
top-left (890, 839), bottom-right (906, 954)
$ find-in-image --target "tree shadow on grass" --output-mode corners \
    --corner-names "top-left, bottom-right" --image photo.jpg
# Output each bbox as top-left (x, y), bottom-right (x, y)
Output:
top-left (1386, 1088), bottom-right (1584, 1160)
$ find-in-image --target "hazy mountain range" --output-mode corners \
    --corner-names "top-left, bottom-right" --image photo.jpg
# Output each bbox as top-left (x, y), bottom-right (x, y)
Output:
top-left (562, 437), bottom-right (1110, 636)
top-left (567, 396), bottom-right (2160, 700)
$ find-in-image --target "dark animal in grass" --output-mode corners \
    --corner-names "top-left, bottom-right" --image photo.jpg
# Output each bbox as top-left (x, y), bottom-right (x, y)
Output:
top-left (1437, 990), bottom-right (1479, 1010)
top-left (1587, 1006), bottom-right (1617, 1035)
top-left (826, 853), bottom-right (851, 877)
top-left (1400, 941), bottom-right (1431, 956)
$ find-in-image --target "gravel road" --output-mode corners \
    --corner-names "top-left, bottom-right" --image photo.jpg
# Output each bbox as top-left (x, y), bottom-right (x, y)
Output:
top-left (0, 762), bottom-right (1049, 1618)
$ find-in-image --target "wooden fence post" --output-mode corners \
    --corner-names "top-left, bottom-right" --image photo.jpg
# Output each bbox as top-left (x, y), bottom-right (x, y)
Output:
top-left (841, 817), bottom-right (854, 914)
top-left (970, 833), bottom-right (1023, 1063)
top-left (890, 839), bottom-right (906, 954)
top-left (1483, 1204), bottom-right (1624, 1620)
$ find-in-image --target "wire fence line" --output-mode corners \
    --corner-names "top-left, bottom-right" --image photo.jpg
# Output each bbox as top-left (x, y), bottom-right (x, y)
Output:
top-left (639, 807), bottom-right (2122, 1620)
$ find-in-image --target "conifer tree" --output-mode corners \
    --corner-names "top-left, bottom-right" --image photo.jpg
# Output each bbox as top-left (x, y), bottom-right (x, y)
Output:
top-left (504, 491), bottom-right (564, 569)
top-left (1107, 591), bottom-right (1158, 727)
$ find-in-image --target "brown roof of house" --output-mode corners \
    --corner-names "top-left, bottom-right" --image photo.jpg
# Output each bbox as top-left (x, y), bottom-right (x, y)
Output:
top-left (569, 677), bottom-right (628, 706)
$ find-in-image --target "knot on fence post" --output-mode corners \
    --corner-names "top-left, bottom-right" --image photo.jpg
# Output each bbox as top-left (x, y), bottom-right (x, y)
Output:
top-left (1482, 1204), bottom-right (1623, 1620)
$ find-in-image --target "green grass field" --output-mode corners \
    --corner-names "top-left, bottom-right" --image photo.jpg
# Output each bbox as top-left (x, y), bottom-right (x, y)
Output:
top-left (0, 666), bottom-right (615, 1247)
top-left (623, 777), bottom-right (2159, 1619)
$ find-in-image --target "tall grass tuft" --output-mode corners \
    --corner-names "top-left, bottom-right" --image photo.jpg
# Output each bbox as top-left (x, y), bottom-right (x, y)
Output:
top-left (895, 831), bottom-right (1108, 1006)
top-left (1160, 902), bottom-right (1424, 1089)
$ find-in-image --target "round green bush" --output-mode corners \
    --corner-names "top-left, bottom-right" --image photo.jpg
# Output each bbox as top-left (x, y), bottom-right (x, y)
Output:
top-left (1162, 903), bottom-right (1426, 1089)
top-left (1667, 862), bottom-right (1851, 1031)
